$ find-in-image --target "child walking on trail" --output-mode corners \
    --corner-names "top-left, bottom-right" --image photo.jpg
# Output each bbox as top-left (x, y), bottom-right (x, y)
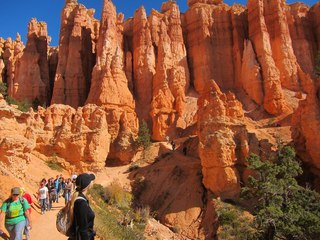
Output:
top-left (38, 182), bottom-right (49, 215)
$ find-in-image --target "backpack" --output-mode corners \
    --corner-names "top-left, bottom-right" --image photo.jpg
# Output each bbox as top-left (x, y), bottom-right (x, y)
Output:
top-left (56, 196), bottom-right (86, 236)
top-left (5, 197), bottom-right (25, 217)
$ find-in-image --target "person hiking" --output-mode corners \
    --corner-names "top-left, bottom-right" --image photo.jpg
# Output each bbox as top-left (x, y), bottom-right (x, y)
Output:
top-left (46, 178), bottom-right (56, 210)
top-left (0, 187), bottom-right (32, 240)
top-left (68, 173), bottom-right (96, 240)
top-left (64, 178), bottom-right (72, 204)
top-left (54, 175), bottom-right (60, 203)
top-left (171, 140), bottom-right (176, 151)
top-left (38, 182), bottom-right (49, 215)
top-left (20, 187), bottom-right (32, 240)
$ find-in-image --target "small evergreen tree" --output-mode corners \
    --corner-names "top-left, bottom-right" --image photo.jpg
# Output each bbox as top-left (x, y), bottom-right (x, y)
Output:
top-left (315, 51), bottom-right (320, 78)
top-left (32, 97), bottom-right (41, 110)
top-left (0, 82), bottom-right (7, 96)
top-left (136, 120), bottom-right (151, 149)
top-left (242, 146), bottom-right (320, 240)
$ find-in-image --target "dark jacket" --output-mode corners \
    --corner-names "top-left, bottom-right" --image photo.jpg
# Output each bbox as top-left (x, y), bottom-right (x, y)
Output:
top-left (69, 193), bottom-right (95, 240)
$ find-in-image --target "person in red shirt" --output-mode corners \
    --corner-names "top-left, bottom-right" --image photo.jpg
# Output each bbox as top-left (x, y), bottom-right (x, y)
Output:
top-left (20, 187), bottom-right (32, 240)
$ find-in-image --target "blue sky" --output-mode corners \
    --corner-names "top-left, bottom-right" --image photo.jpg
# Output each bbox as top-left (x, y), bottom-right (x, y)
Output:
top-left (0, 0), bottom-right (318, 46)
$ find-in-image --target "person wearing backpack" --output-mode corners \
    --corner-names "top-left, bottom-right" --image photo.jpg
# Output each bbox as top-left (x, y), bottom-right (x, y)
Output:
top-left (68, 173), bottom-right (96, 240)
top-left (0, 187), bottom-right (32, 240)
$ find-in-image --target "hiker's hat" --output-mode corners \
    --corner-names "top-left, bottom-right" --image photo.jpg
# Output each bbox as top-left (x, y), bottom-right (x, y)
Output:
top-left (75, 173), bottom-right (95, 191)
top-left (11, 187), bottom-right (20, 195)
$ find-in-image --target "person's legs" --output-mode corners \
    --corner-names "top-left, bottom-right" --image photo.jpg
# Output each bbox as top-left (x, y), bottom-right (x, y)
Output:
top-left (68, 191), bottom-right (71, 202)
top-left (65, 191), bottom-right (71, 203)
top-left (64, 192), bottom-right (68, 205)
top-left (5, 224), bottom-right (15, 240)
top-left (40, 199), bottom-right (46, 214)
top-left (24, 218), bottom-right (29, 239)
top-left (13, 220), bottom-right (26, 240)
top-left (48, 194), bottom-right (52, 210)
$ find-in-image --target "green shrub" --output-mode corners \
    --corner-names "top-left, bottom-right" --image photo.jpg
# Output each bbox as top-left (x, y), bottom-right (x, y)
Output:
top-left (32, 97), bottom-right (41, 110)
top-left (0, 82), bottom-right (7, 96)
top-left (88, 184), bottom-right (145, 240)
top-left (136, 120), bottom-right (151, 149)
top-left (242, 146), bottom-right (320, 240)
top-left (6, 96), bottom-right (31, 112)
top-left (216, 200), bottom-right (255, 240)
top-left (134, 206), bottom-right (150, 224)
top-left (104, 181), bottom-right (133, 210)
top-left (46, 160), bottom-right (63, 171)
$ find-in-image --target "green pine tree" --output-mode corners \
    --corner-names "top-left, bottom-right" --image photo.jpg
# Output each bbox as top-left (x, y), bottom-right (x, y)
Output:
top-left (0, 82), bottom-right (7, 96)
top-left (136, 120), bottom-right (151, 149)
top-left (242, 146), bottom-right (320, 240)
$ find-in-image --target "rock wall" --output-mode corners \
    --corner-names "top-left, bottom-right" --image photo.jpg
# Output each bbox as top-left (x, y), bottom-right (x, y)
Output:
top-left (247, 0), bottom-right (286, 115)
top-left (132, 7), bottom-right (155, 127)
top-left (311, 2), bottom-right (320, 50)
top-left (286, 3), bottom-right (317, 76)
top-left (13, 19), bottom-right (49, 104)
top-left (292, 82), bottom-right (320, 184)
top-left (35, 104), bottom-right (111, 171)
top-left (197, 80), bottom-right (245, 199)
top-left (86, 0), bottom-right (138, 164)
top-left (0, 93), bottom-right (111, 172)
top-left (150, 2), bottom-right (190, 141)
top-left (0, 36), bottom-right (25, 98)
top-left (185, 2), bottom-right (235, 93)
top-left (51, 0), bottom-right (99, 108)
top-left (0, 94), bottom-right (34, 177)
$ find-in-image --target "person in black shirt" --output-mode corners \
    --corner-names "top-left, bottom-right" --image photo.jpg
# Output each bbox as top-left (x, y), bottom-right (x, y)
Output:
top-left (68, 173), bottom-right (96, 240)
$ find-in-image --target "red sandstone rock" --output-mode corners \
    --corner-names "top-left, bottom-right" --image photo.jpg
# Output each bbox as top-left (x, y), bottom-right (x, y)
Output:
top-left (150, 2), bottom-right (190, 141)
top-left (36, 104), bottom-right (111, 171)
top-left (263, 0), bottom-right (301, 91)
top-left (2, 36), bottom-right (24, 98)
top-left (185, 2), bottom-right (235, 93)
top-left (292, 82), bottom-right (320, 181)
top-left (231, 4), bottom-right (248, 89)
top-left (132, 6), bottom-right (155, 127)
top-left (311, 2), bottom-right (320, 50)
top-left (287, 3), bottom-right (317, 77)
top-left (51, 0), bottom-right (99, 108)
top-left (197, 80), bottom-right (244, 199)
top-left (86, 0), bottom-right (138, 164)
top-left (0, 95), bottom-right (111, 172)
top-left (247, 0), bottom-right (286, 115)
top-left (188, 0), bottom-right (223, 6)
top-left (13, 19), bottom-right (49, 104)
top-left (240, 40), bottom-right (264, 105)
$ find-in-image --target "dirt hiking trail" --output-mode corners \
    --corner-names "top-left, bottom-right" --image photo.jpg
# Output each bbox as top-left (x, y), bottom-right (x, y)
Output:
top-left (30, 201), bottom-right (66, 240)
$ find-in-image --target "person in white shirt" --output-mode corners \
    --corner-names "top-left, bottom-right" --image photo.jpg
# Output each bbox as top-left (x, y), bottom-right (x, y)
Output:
top-left (38, 182), bottom-right (49, 215)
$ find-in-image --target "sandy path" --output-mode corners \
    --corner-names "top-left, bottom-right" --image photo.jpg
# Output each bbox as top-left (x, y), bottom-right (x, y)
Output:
top-left (30, 201), bottom-right (66, 240)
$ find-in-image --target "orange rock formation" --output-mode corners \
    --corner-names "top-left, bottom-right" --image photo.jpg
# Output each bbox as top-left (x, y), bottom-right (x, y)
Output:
top-left (86, 0), bottom-right (138, 164)
top-left (0, 94), bottom-right (110, 172)
top-left (0, 0), bottom-right (319, 210)
top-left (13, 19), bottom-right (50, 104)
top-left (197, 80), bottom-right (244, 199)
top-left (51, 0), bottom-right (99, 108)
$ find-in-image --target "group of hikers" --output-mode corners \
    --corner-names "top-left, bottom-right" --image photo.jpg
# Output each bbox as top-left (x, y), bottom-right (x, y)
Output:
top-left (0, 172), bottom-right (96, 240)
top-left (38, 174), bottom-right (77, 215)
